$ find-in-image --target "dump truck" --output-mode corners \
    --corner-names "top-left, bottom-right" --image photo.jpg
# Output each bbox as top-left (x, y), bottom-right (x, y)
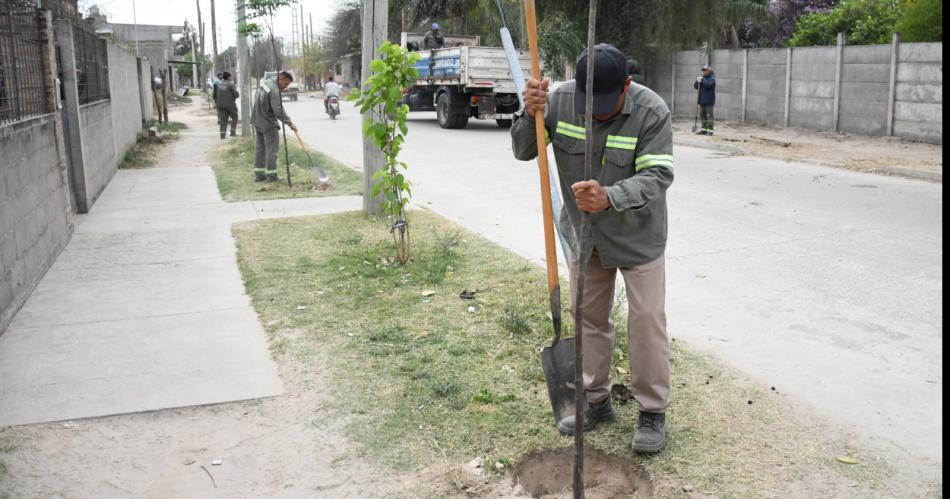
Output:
top-left (400, 32), bottom-right (531, 129)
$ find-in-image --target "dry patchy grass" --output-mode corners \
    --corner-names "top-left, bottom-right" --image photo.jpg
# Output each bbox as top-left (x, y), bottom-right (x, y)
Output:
top-left (212, 136), bottom-right (362, 201)
top-left (233, 210), bottom-right (894, 498)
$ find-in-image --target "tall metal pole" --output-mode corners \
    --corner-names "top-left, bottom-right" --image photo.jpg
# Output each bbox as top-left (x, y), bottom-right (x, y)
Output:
top-left (360, 0), bottom-right (388, 215)
top-left (237, 0), bottom-right (250, 135)
top-left (573, 1), bottom-right (597, 497)
top-left (132, 0), bottom-right (139, 56)
top-left (210, 0), bottom-right (218, 69)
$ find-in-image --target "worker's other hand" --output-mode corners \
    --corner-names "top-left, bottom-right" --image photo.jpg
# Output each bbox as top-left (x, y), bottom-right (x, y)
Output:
top-left (571, 179), bottom-right (611, 212)
top-left (523, 78), bottom-right (550, 119)
top-left (290, 123), bottom-right (299, 132)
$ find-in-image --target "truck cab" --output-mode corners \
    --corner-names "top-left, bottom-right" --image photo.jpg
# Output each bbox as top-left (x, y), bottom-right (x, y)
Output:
top-left (400, 32), bottom-right (530, 129)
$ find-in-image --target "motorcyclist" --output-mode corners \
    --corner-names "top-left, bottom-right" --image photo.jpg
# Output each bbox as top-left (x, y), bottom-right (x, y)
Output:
top-left (324, 76), bottom-right (342, 115)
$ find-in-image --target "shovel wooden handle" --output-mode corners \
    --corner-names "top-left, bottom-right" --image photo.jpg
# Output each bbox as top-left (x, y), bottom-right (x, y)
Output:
top-left (523, 0), bottom-right (560, 300)
top-left (292, 128), bottom-right (308, 152)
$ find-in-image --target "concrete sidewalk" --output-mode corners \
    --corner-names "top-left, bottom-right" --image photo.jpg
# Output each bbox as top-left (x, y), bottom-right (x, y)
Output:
top-left (0, 101), bottom-right (360, 427)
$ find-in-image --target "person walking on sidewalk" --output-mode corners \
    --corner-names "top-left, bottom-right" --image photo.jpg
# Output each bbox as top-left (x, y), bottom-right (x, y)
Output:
top-left (214, 71), bottom-right (239, 139)
top-left (510, 43), bottom-right (674, 454)
top-left (250, 71), bottom-right (297, 182)
top-left (693, 65), bottom-right (716, 135)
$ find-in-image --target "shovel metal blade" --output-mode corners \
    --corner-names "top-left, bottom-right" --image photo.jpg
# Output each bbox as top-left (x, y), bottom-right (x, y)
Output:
top-left (310, 165), bottom-right (330, 184)
top-left (540, 337), bottom-right (576, 425)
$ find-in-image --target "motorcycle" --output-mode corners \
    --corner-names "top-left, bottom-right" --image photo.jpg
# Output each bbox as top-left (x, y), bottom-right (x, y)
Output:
top-left (326, 96), bottom-right (340, 120)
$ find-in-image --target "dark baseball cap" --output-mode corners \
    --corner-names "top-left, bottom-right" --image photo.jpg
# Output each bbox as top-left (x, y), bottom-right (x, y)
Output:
top-left (574, 43), bottom-right (628, 115)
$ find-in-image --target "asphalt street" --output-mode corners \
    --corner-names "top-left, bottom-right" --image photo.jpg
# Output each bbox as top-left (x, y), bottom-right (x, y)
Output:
top-left (286, 96), bottom-right (942, 477)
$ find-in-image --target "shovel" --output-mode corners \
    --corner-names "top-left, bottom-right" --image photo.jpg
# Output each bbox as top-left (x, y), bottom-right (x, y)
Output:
top-left (291, 129), bottom-right (331, 185)
top-left (522, 0), bottom-right (570, 426)
top-left (691, 81), bottom-right (701, 133)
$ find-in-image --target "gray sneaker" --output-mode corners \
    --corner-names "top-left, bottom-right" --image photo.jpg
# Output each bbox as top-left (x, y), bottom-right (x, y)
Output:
top-left (632, 411), bottom-right (667, 454)
top-left (557, 398), bottom-right (615, 436)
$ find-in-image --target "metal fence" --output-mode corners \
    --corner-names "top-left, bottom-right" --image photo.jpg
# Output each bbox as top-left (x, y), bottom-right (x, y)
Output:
top-left (0, 0), bottom-right (52, 125)
top-left (71, 19), bottom-right (108, 104)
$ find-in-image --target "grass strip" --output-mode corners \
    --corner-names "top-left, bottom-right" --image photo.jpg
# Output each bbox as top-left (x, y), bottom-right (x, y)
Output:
top-left (234, 210), bottom-right (890, 498)
top-left (118, 120), bottom-right (187, 169)
top-left (212, 136), bottom-right (362, 201)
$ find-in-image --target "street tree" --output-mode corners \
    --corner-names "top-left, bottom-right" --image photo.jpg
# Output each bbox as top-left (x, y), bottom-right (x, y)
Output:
top-left (350, 42), bottom-right (421, 265)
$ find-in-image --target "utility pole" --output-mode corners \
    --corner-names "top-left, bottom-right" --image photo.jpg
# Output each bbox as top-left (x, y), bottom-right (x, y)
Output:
top-left (299, 4), bottom-right (306, 89)
top-left (237, 0), bottom-right (250, 135)
top-left (195, 0), bottom-right (204, 87)
top-left (210, 0), bottom-right (218, 70)
top-left (132, 0), bottom-right (139, 56)
top-left (192, 32), bottom-right (200, 88)
top-left (360, 0), bottom-right (388, 215)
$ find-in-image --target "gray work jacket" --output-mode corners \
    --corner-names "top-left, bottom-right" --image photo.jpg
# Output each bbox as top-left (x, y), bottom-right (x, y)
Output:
top-left (510, 81), bottom-right (674, 268)
top-left (251, 78), bottom-right (293, 130)
top-left (214, 80), bottom-right (239, 112)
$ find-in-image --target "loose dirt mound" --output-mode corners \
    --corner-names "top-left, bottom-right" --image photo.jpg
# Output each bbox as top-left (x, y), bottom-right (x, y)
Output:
top-left (513, 447), bottom-right (653, 498)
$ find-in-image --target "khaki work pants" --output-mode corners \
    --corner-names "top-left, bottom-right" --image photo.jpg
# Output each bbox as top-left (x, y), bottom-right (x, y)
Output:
top-left (700, 105), bottom-right (714, 134)
top-left (569, 250), bottom-right (670, 413)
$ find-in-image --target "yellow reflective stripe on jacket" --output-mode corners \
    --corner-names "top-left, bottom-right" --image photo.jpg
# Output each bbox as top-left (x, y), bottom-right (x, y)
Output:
top-left (556, 121), bottom-right (586, 140)
top-left (259, 82), bottom-right (271, 93)
top-left (605, 134), bottom-right (638, 150)
top-left (635, 154), bottom-right (673, 171)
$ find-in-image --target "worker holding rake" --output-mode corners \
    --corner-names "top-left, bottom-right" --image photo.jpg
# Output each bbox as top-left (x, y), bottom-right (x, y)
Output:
top-left (510, 43), bottom-right (675, 454)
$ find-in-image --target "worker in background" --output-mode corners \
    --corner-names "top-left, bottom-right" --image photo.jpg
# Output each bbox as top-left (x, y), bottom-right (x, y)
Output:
top-left (422, 22), bottom-right (444, 49)
top-left (251, 71), bottom-right (297, 182)
top-left (693, 65), bottom-right (716, 135)
top-left (511, 44), bottom-right (674, 454)
top-left (214, 71), bottom-right (239, 139)
top-left (626, 59), bottom-right (646, 86)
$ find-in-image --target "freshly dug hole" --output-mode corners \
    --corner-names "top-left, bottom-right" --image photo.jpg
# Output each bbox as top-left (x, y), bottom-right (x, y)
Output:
top-left (512, 446), bottom-right (653, 498)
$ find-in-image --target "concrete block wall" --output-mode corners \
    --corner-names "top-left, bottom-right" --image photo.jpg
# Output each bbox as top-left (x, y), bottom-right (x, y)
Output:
top-left (839, 45), bottom-right (891, 135)
top-left (708, 49), bottom-right (744, 121)
top-left (0, 114), bottom-right (72, 333)
top-left (894, 42), bottom-right (942, 143)
top-left (672, 51), bottom-right (705, 118)
top-left (78, 101), bottom-right (116, 205)
top-left (745, 48), bottom-right (788, 126)
top-left (788, 46), bottom-right (837, 131)
top-left (76, 43), bottom-right (145, 208)
top-left (641, 50), bottom-right (672, 108)
top-left (644, 40), bottom-right (941, 144)
top-left (138, 57), bottom-right (154, 123)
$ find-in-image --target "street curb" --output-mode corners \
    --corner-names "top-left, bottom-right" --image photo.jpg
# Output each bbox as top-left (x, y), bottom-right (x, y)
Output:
top-left (673, 137), bottom-right (745, 155)
top-left (881, 165), bottom-right (942, 183)
top-left (673, 136), bottom-right (942, 183)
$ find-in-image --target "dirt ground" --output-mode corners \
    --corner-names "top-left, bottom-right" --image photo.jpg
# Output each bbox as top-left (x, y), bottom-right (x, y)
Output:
top-left (672, 118), bottom-right (942, 181)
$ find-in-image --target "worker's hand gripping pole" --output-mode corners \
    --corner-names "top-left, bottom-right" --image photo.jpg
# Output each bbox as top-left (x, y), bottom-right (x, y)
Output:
top-left (522, 0), bottom-right (563, 345)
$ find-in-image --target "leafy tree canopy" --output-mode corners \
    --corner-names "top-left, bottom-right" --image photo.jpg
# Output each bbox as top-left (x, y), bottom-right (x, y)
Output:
top-left (789, 0), bottom-right (904, 46)
top-left (895, 0), bottom-right (942, 42)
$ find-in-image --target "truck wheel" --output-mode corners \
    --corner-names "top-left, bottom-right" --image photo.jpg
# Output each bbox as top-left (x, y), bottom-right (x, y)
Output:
top-left (437, 92), bottom-right (453, 129)
top-left (496, 119), bottom-right (512, 129)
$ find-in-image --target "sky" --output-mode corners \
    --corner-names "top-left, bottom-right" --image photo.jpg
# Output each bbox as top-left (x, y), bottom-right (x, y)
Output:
top-left (82, 0), bottom-right (348, 54)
